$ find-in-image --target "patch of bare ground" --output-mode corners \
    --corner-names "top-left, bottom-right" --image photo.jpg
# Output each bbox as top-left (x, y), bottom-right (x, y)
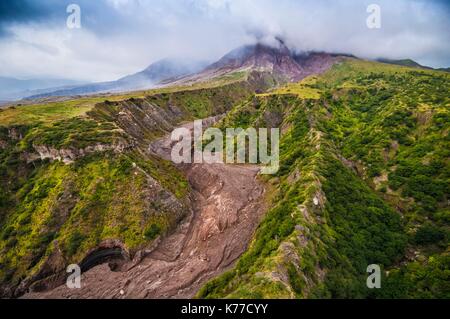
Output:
top-left (24, 120), bottom-right (267, 299)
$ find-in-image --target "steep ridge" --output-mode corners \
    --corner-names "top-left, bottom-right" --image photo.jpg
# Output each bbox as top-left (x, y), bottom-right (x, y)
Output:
top-left (0, 102), bottom-right (190, 297)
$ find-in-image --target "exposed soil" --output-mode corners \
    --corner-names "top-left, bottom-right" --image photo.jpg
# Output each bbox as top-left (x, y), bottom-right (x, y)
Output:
top-left (24, 119), bottom-right (266, 299)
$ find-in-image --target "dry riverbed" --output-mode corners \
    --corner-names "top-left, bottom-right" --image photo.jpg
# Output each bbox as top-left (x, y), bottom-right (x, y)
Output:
top-left (25, 119), bottom-right (267, 299)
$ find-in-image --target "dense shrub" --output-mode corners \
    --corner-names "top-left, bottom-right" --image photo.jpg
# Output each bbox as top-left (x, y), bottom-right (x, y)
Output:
top-left (414, 223), bottom-right (446, 245)
top-left (144, 224), bottom-right (161, 240)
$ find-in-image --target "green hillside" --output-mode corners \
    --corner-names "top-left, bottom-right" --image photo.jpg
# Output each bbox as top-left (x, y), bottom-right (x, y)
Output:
top-left (198, 59), bottom-right (450, 299)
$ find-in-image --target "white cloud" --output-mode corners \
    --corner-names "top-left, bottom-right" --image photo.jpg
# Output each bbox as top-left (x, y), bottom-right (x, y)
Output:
top-left (0, 0), bottom-right (448, 81)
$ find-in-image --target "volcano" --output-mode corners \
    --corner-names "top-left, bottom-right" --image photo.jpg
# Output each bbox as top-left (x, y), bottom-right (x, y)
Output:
top-left (24, 41), bottom-right (343, 100)
top-left (166, 40), bottom-right (343, 86)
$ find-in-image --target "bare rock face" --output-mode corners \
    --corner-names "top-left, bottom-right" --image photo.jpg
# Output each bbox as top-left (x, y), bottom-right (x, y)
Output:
top-left (170, 40), bottom-right (342, 86)
top-left (207, 42), bottom-right (305, 81)
top-left (294, 52), bottom-right (342, 77)
top-left (0, 127), bottom-right (24, 149)
top-left (8, 127), bottom-right (23, 141)
top-left (113, 98), bottom-right (182, 141)
top-left (26, 139), bottom-right (134, 164)
top-left (0, 140), bottom-right (7, 149)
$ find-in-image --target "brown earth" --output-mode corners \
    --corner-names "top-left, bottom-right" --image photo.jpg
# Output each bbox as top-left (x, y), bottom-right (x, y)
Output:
top-left (24, 120), bottom-right (266, 299)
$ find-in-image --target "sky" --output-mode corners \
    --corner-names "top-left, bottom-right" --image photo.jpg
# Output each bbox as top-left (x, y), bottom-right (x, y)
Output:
top-left (0, 0), bottom-right (449, 82)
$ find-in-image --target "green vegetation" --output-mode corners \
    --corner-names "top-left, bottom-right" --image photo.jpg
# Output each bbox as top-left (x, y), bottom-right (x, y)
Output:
top-left (0, 151), bottom-right (189, 287)
top-left (0, 69), bottom-right (256, 127)
top-left (259, 76), bottom-right (322, 99)
top-left (22, 117), bottom-right (122, 150)
top-left (414, 223), bottom-right (446, 245)
top-left (378, 253), bottom-right (450, 298)
top-left (198, 59), bottom-right (449, 299)
top-left (0, 92), bottom-right (150, 126)
top-left (67, 231), bottom-right (86, 257)
top-left (0, 73), bottom-right (262, 295)
top-left (144, 224), bottom-right (162, 240)
top-left (150, 81), bottom-right (254, 118)
top-left (0, 100), bottom-right (94, 126)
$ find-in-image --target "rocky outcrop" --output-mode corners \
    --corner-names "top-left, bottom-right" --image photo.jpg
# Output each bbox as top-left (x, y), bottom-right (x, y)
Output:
top-left (112, 98), bottom-right (183, 141)
top-left (169, 41), bottom-right (342, 87)
top-left (26, 139), bottom-right (134, 164)
top-left (0, 126), bottom-right (26, 149)
top-left (7, 127), bottom-right (24, 141)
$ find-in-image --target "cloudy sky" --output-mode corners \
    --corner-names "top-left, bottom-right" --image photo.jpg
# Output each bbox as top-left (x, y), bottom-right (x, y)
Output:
top-left (0, 0), bottom-right (449, 82)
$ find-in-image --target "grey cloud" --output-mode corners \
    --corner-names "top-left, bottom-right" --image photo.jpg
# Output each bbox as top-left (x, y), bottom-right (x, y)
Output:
top-left (0, 0), bottom-right (448, 81)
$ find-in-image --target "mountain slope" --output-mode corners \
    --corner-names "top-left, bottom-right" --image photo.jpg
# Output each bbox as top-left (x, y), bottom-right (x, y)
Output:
top-left (119, 58), bottom-right (207, 86)
top-left (24, 43), bottom-right (344, 100)
top-left (377, 58), bottom-right (450, 74)
top-left (198, 59), bottom-right (450, 299)
top-left (377, 58), bottom-right (433, 70)
top-left (166, 43), bottom-right (342, 87)
top-left (25, 59), bottom-right (207, 100)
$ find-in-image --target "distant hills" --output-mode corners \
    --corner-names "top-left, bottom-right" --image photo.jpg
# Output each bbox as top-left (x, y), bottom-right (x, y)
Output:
top-left (377, 58), bottom-right (450, 72)
top-left (377, 58), bottom-right (432, 69)
top-left (0, 77), bottom-right (86, 101)
top-left (24, 59), bottom-right (208, 100)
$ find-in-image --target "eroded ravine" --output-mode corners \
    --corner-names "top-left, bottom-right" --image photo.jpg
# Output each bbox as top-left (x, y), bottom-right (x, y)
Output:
top-left (25, 119), bottom-right (267, 299)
